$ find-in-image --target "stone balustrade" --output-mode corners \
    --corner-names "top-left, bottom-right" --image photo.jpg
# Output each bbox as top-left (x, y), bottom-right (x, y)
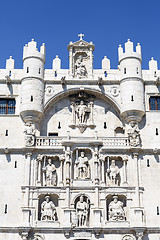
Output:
top-left (36, 136), bottom-right (129, 147)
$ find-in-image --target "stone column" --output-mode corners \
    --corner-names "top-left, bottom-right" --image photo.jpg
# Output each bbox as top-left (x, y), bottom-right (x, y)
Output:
top-left (59, 154), bottom-right (65, 186)
top-left (100, 154), bottom-right (105, 184)
top-left (133, 152), bottom-right (140, 207)
top-left (123, 155), bottom-right (128, 186)
top-left (69, 47), bottom-right (73, 78)
top-left (94, 147), bottom-right (99, 185)
top-left (65, 147), bottom-right (71, 185)
top-left (24, 153), bottom-right (32, 207)
top-left (36, 155), bottom-right (43, 186)
top-left (70, 102), bottom-right (75, 126)
top-left (89, 46), bottom-right (93, 77)
top-left (88, 102), bottom-right (94, 126)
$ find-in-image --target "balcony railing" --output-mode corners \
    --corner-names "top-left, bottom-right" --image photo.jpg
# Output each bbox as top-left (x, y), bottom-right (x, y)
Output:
top-left (35, 136), bottom-right (129, 147)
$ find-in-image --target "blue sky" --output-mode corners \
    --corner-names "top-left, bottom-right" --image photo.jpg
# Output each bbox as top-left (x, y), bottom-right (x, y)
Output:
top-left (0, 0), bottom-right (159, 70)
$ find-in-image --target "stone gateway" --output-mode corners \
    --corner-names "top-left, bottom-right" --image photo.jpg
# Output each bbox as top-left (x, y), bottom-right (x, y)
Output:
top-left (0, 35), bottom-right (160, 240)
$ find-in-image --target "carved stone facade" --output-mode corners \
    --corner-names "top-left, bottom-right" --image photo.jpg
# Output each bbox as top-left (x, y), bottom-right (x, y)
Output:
top-left (0, 35), bottom-right (160, 240)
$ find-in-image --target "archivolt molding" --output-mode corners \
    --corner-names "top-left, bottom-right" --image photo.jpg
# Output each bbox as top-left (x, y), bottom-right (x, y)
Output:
top-left (44, 87), bottom-right (121, 116)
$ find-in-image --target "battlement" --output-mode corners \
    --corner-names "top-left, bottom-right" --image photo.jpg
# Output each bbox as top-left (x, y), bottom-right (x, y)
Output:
top-left (118, 39), bottom-right (142, 63)
top-left (23, 39), bottom-right (46, 62)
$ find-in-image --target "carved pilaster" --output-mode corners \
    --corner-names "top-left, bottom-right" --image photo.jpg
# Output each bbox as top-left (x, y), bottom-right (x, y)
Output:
top-left (94, 147), bottom-right (99, 185)
top-left (36, 154), bottom-right (43, 186)
top-left (123, 155), bottom-right (128, 186)
top-left (59, 154), bottom-right (65, 186)
top-left (133, 152), bottom-right (140, 207)
top-left (65, 147), bottom-right (72, 185)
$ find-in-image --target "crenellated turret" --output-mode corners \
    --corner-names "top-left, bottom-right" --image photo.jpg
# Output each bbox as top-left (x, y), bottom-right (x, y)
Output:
top-left (20, 39), bottom-right (45, 123)
top-left (119, 39), bottom-right (145, 123)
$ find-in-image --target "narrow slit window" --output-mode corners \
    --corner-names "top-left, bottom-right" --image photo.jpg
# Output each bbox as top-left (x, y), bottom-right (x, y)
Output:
top-left (154, 71), bottom-right (157, 77)
top-left (58, 122), bottom-right (61, 129)
top-left (9, 71), bottom-right (11, 77)
top-left (27, 67), bottom-right (29, 73)
top-left (39, 68), bottom-right (41, 74)
top-left (156, 128), bottom-right (158, 135)
top-left (4, 204), bottom-right (7, 214)
top-left (136, 67), bottom-right (139, 74)
top-left (5, 130), bottom-right (8, 136)
top-left (30, 96), bottom-right (33, 102)
top-left (157, 206), bottom-right (159, 215)
top-left (14, 161), bottom-right (17, 168)
top-left (124, 68), bottom-right (126, 74)
top-left (147, 159), bottom-right (150, 167)
top-left (104, 71), bottom-right (107, 77)
top-left (55, 71), bottom-right (57, 77)
top-left (104, 122), bottom-right (107, 129)
top-left (131, 95), bottom-right (134, 101)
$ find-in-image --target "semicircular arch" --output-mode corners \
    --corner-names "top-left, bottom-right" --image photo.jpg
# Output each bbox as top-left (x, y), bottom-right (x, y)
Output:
top-left (44, 87), bottom-right (121, 117)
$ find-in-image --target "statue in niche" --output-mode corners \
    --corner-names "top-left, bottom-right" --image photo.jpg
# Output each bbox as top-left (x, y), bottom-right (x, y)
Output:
top-left (42, 158), bottom-right (57, 186)
top-left (76, 195), bottom-right (90, 227)
top-left (76, 100), bottom-right (89, 124)
top-left (24, 121), bottom-right (35, 146)
top-left (107, 160), bottom-right (120, 186)
top-left (75, 55), bottom-right (87, 78)
top-left (41, 195), bottom-right (57, 221)
top-left (128, 121), bottom-right (140, 147)
top-left (75, 151), bottom-right (90, 179)
top-left (108, 196), bottom-right (125, 221)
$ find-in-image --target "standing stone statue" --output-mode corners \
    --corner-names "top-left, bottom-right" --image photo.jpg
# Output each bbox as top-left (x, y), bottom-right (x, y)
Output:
top-left (76, 100), bottom-right (88, 124)
top-left (107, 160), bottom-right (120, 186)
top-left (75, 55), bottom-right (87, 78)
top-left (76, 195), bottom-right (89, 227)
top-left (128, 121), bottom-right (140, 147)
top-left (24, 122), bottom-right (35, 146)
top-left (75, 151), bottom-right (90, 179)
top-left (108, 196), bottom-right (125, 221)
top-left (41, 196), bottom-right (57, 221)
top-left (43, 158), bottom-right (57, 186)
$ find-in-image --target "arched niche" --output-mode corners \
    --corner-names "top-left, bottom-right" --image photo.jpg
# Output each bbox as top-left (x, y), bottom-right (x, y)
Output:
top-left (71, 148), bottom-right (93, 180)
top-left (40, 89), bottom-right (123, 137)
top-left (106, 194), bottom-right (127, 222)
top-left (38, 194), bottom-right (59, 221)
top-left (72, 194), bottom-right (91, 227)
top-left (104, 156), bottom-right (123, 187)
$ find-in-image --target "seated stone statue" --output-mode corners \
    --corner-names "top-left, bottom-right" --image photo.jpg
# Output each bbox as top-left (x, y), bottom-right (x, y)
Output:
top-left (75, 151), bottom-right (90, 179)
top-left (41, 196), bottom-right (57, 221)
top-left (43, 158), bottom-right (57, 186)
top-left (108, 196), bottom-right (125, 221)
top-left (107, 160), bottom-right (120, 186)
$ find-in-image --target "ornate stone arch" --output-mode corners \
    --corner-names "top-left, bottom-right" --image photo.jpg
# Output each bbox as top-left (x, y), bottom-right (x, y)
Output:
top-left (43, 87), bottom-right (121, 117)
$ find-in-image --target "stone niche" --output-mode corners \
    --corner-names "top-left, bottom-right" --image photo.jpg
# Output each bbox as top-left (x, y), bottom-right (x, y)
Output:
top-left (71, 148), bottom-right (93, 186)
top-left (106, 194), bottom-right (127, 222)
top-left (37, 194), bottom-right (59, 226)
top-left (104, 156), bottom-right (124, 187)
top-left (68, 35), bottom-right (95, 79)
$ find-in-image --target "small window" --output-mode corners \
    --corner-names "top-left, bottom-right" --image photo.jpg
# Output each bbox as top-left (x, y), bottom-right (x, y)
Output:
top-left (104, 71), bottom-right (107, 77)
top-left (14, 161), bottom-right (17, 168)
top-left (136, 67), bottom-right (139, 74)
top-left (5, 130), bottom-right (8, 136)
top-left (58, 122), bottom-right (61, 129)
top-left (157, 206), bottom-right (159, 215)
top-left (4, 204), bottom-right (7, 214)
top-left (30, 96), bottom-right (33, 102)
top-left (27, 67), bottom-right (29, 73)
top-left (104, 122), bottom-right (107, 129)
top-left (0, 99), bottom-right (16, 115)
top-left (55, 71), bottom-right (57, 77)
top-left (149, 97), bottom-right (160, 110)
top-left (131, 95), bottom-right (134, 101)
top-left (147, 159), bottom-right (150, 167)
top-left (9, 71), bottom-right (11, 77)
top-left (124, 68), bottom-right (126, 74)
top-left (39, 68), bottom-right (41, 74)
top-left (156, 128), bottom-right (158, 135)
top-left (154, 71), bottom-right (157, 77)
top-left (48, 132), bottom-right (58, 136)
